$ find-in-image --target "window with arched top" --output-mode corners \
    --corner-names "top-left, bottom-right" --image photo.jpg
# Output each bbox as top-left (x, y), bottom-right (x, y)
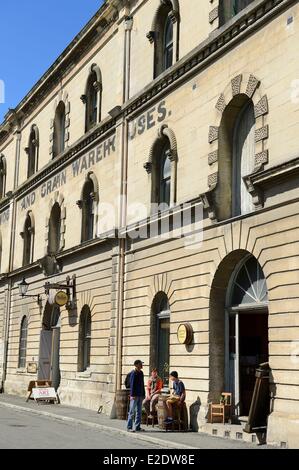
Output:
top-left (18, 316), bottom-right (28, 369)
top-left (148, 1), bottom-right (179, 79)
top-left (229, 256), bottom-right (268, 309)
top-left (216, 96), bottom-right (255, 220)
top-left (81, 65), bottom-right (102, 133)
top-left (0, 154), bottom-right (7, 199)
top-left (150, 292), bottom-right (170, 384)
top-left (232, 101), bottom-right (255, 216)
top-left (53, 102), bottom-right (66, 158)
top-left (78, 306), bottom-right (91, 372)
top-left (48, 203), bottom-right (61, 255)
top-left (27, 125), bottom-right (39, 178)
top-left (220, 0), bottom-right (254, 25)
top-left (86, 71), bottom-right (98, 131)
top-left (81, 179), bottom-right (95, 242)
top-left (22, 213), bottom-right (34, 266)
top-left (145, 126), bottom-right (178, 212)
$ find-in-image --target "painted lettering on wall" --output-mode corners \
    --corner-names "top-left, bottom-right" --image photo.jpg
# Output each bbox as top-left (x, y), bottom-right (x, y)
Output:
top-left (41, 170), bottom-right (67, 198)
top-left (0, 208), bottom-right (10, 225)
top-left (20, 134), bottom-right (116, 210)
top-left (72, 135), bottom-right (116, 177)
top-left (128, 101), bottom-right (168, 141)
top-left (21, 192), bottom-right (36, 211)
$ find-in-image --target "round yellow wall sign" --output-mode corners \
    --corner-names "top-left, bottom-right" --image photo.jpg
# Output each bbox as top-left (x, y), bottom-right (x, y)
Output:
top-left (55, 291), bottom-right (69, 307)
top-left (177, 323), bottom-right (193, 345)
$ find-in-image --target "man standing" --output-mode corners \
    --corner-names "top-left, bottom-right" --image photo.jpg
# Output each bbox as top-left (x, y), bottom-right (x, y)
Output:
top-left (127, 359), bottom-right (145, 432)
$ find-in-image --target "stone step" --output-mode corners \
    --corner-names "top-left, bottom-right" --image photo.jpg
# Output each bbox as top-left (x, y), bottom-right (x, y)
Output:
top-left (199, 423), bottom-right (267, 445)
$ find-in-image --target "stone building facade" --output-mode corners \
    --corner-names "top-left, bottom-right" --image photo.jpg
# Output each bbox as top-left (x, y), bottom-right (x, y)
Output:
top-left (0, 0), bottom-right (299, 447)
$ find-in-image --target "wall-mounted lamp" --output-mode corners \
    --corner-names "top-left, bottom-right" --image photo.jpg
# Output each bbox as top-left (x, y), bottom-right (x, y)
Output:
top-left (18, 278), bottom-right (42, 306)
top-left (18, 275), bottom-right (76, 310)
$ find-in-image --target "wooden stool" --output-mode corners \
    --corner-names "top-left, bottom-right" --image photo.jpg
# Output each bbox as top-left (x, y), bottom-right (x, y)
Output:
top-left (146, 412), bottom-right (157, 428)
top-left (165, 402), bottom-right (188, 432)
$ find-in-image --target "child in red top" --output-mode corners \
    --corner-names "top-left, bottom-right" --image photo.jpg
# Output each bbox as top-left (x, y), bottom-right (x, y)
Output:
top-left (143, 368), bottom-right (163, 417)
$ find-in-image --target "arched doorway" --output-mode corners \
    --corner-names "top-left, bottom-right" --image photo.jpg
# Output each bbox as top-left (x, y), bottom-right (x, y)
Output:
top-left (226, 255), bottom-right (269, 416)
top-left (150, 292), bottom-right (170, 385)
top-left (209, 251), bottom-right (269, 418)
top-left (38, 302), bottom-right (61, 390)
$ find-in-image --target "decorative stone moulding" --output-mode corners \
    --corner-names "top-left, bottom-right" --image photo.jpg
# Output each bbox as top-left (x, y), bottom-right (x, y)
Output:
top-left (199, 189), bottom-right (217, 221)
top-left (147, 0), bottom-right (180, 43)
top-left (244, 156), bottom-right (299, 210)
top-left (144, 124), bottom-right (178, 173)
top-left (209, 6), bottom-right (219, 25)
top-left (205, 73), bottom-right (269, 218)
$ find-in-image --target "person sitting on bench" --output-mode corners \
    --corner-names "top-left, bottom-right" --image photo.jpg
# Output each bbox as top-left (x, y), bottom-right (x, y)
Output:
top-left (164, 371), bottom-right (186, 425)
top-left (143, 368), bottom-right (163, 418)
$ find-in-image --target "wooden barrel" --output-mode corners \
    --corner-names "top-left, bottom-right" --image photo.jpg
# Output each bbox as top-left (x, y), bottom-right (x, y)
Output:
top-left (157, 395), bottom-right (169, 430)
top-left (115, 390), bottom-right (130, 420)
top-left (177, 402), bottom-right (189, 431)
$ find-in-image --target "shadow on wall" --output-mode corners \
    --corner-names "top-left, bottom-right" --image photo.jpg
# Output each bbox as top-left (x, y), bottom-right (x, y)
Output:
top-left (68, 307), bottom-right (78, 327)
top-left (189, 397), bottom-right (201, 432)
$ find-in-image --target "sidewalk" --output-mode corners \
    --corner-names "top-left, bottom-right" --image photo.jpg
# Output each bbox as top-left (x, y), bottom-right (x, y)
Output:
top-left (0, 394), bottom-right (269, 449)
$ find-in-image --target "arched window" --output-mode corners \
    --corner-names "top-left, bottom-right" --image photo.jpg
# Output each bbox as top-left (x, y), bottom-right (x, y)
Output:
top-left (48, 203), bottom-right (61, 255)
top-left (27, 125), bottom-right (39, 177)
top-left (145, 126), bottom-right (178, 211)
top-left (83, 67), bottom-right (102, 132)
top-left (22, 213), bottom-right (34, 266)
top-left (18, 316), bottom-right (28, 369)
top-left (149, 1), bottom-right (179, 78)
top-left (150, 292), bottom-right (170, 384)
top-left (53, 102), bottom-right (66, 158)
top-left (0, 154), bottom-right (7, 199)
top-left (229, 256), bottom-right (268, 308)
top-left (81, 179), bottom-right (95, 242)
top-left (220, 0), bottom-right (254, 25)
top-left (216, 96), bottom-right (255, 220)
top-left (232, 101), bottom-right (255, 216)
top-left (78, 306), bottom-right (91, 372)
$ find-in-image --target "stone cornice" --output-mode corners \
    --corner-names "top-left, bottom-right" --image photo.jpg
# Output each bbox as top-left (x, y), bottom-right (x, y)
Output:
top-left (124, 0), bottom-right (295, 118)
top-left (0, 0), bottom-right (116, 142)
top-left (0, 0), bottom-right (296, 207)
top-left (3, 231), bottom-right (116, 280)
top-left (244, 156), bottom-right (299, 208)
top-left (12, 116), bottom-right (116, 201)
top-left (0, 0), bottom-right (294, 146)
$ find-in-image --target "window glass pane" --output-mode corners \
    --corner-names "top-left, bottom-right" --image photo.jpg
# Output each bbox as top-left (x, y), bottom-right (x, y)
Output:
top-left (18, 317), bottom-right (28, 368)
top-left (231, 257), bottom-right (268, 307)
top-left (163, 154), bottom-right (171, 179)
top-left (163, 16), bottom-right (173, 70)
top-left (159, 149), bottom-right (171, 206)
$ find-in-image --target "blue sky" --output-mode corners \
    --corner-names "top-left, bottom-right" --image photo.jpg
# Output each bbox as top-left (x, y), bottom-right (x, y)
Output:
top-left (0, 1), bottom-right (104, 123)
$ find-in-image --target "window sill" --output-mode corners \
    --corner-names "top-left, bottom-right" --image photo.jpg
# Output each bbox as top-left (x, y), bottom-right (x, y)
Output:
top-left (76, 369), bottom-right (92, 379)
top-left (16, 368), bottom-right (27, 374)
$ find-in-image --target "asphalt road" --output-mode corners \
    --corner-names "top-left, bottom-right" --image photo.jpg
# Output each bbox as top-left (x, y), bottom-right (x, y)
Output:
top-left (0, 406), bottom-right (161, 449)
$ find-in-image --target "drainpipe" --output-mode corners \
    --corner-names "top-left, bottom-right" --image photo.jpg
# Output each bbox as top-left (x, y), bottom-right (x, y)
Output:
top-left (1, 124), bottom-right (21, 392)
top-left (115, 14), bottom-right (133, 392)
top-left (1, 193), bottom-right (18, 391)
